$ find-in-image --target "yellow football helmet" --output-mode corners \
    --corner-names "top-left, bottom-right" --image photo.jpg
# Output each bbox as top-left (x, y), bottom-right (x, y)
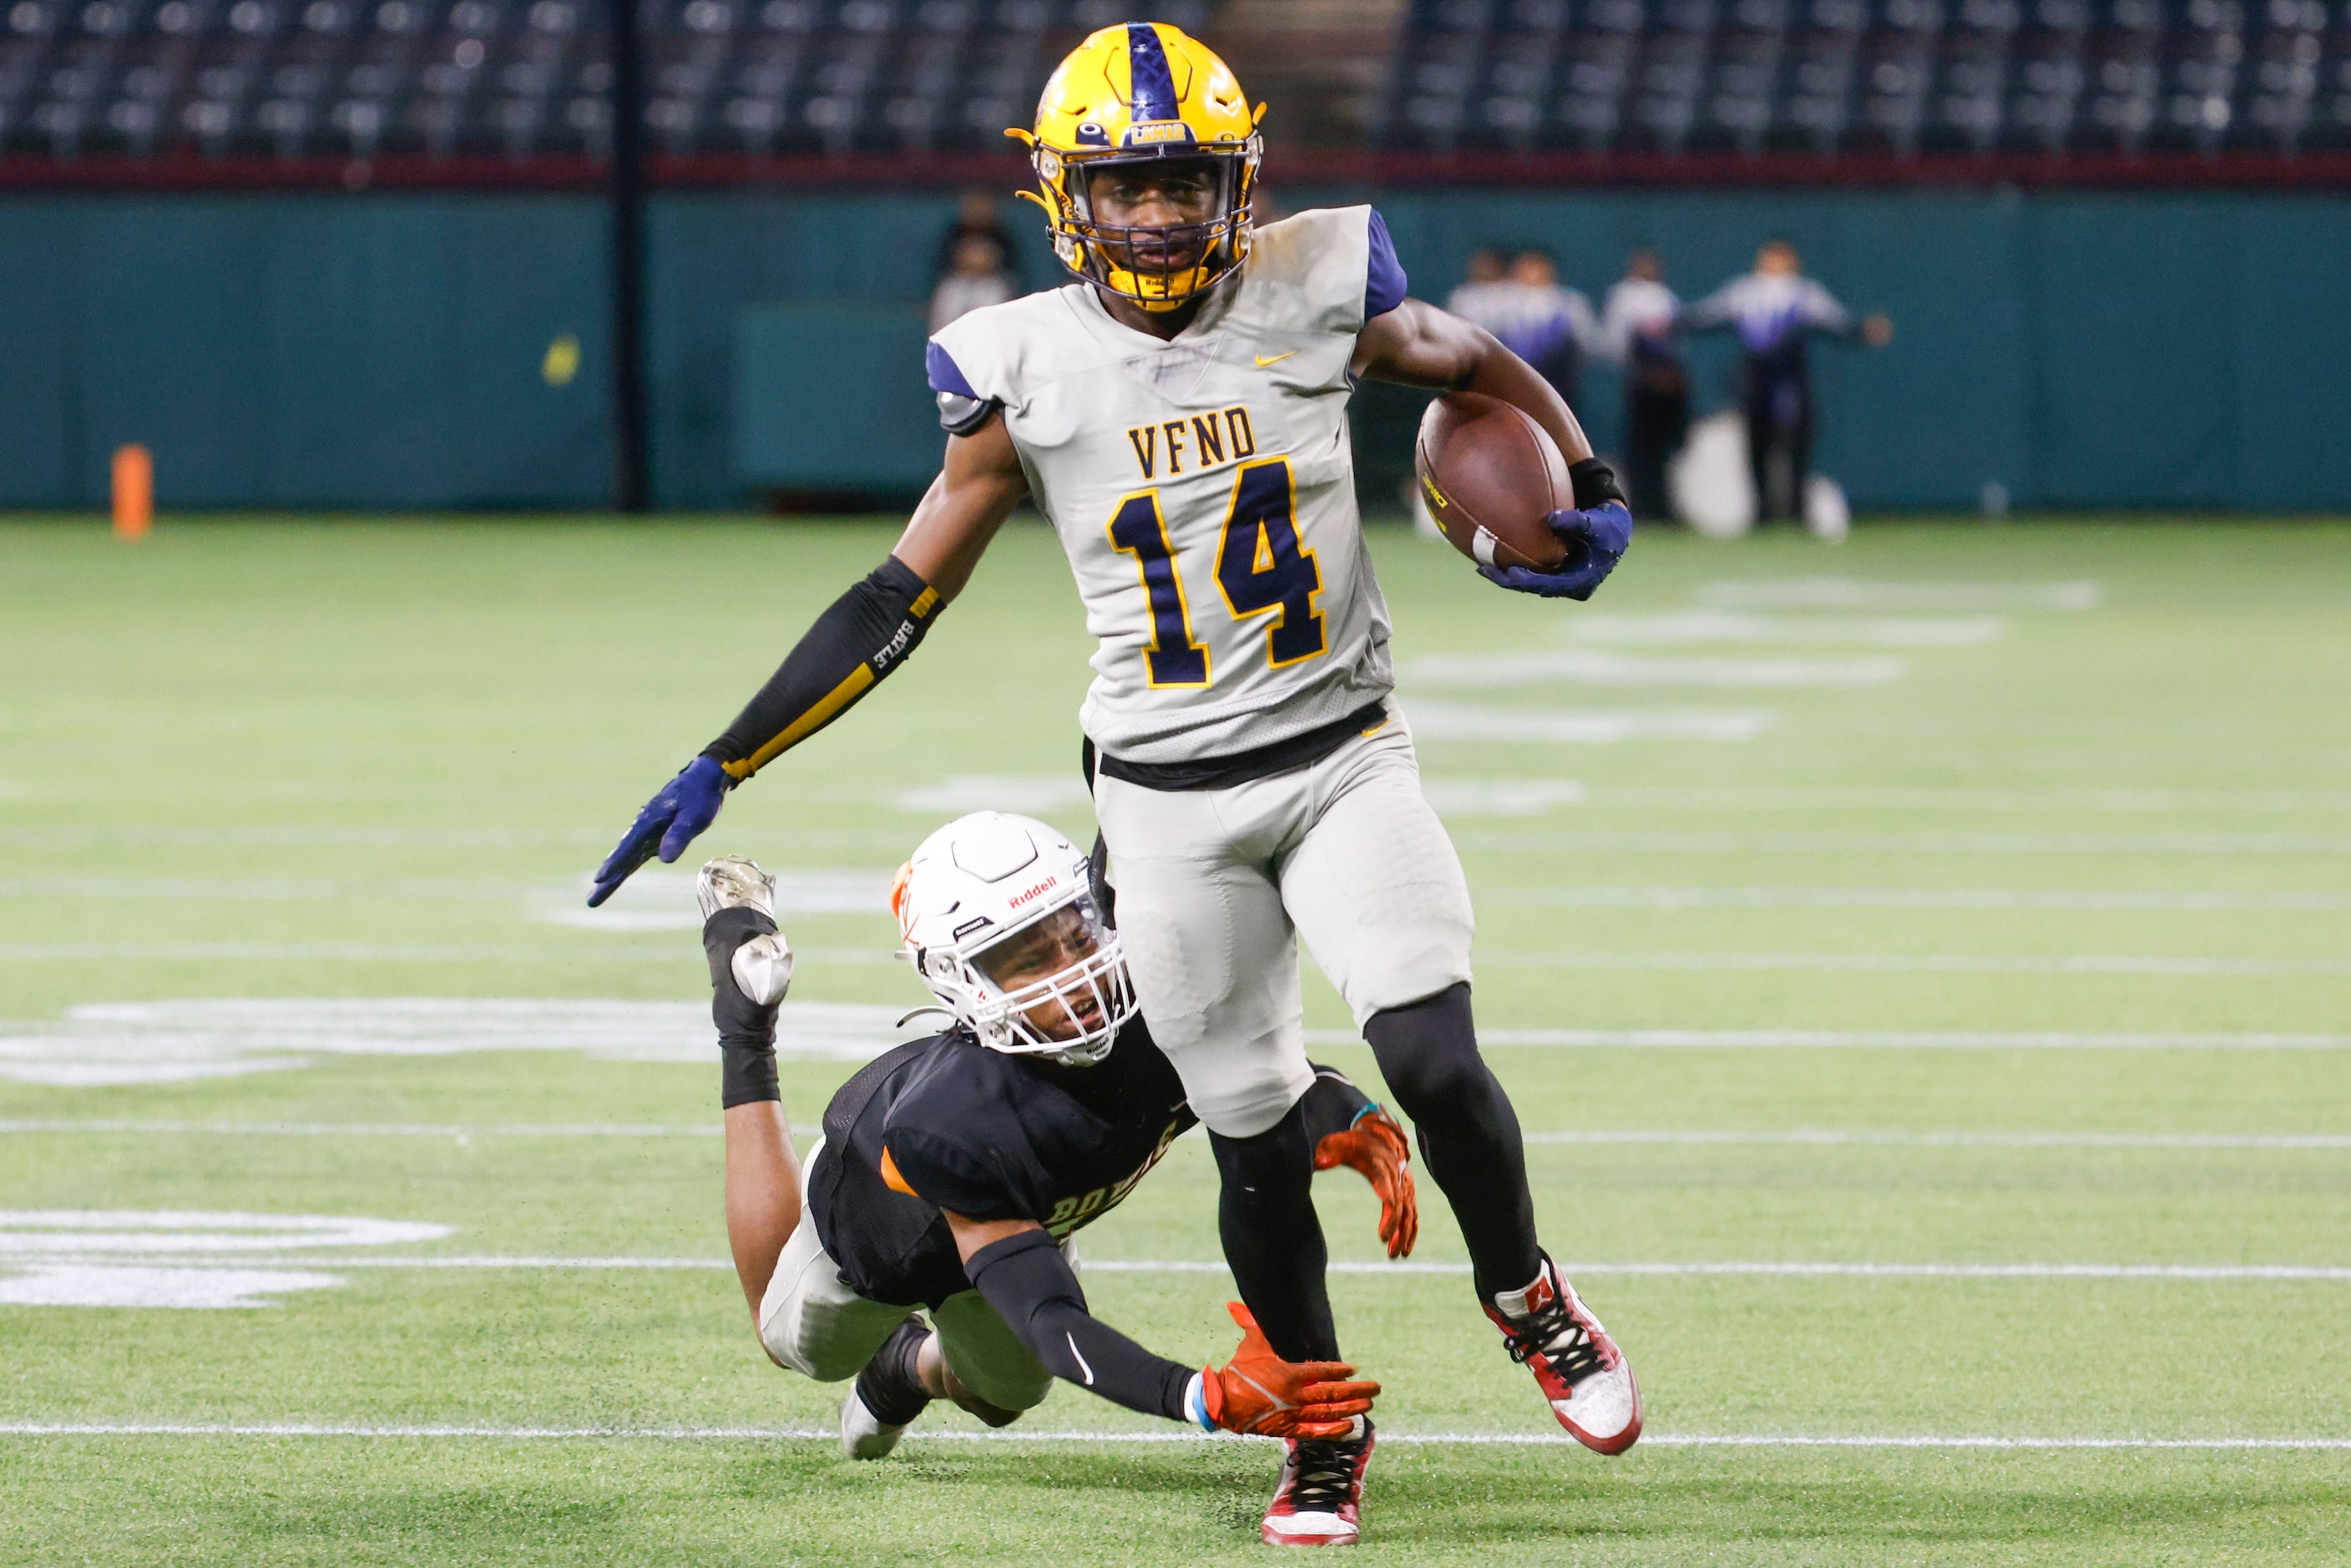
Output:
top-left (1010, 23), bottom-right (1262, 311)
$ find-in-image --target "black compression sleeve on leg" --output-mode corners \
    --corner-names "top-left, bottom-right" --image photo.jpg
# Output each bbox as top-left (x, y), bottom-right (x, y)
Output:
top-left (1209, 1099), bottom-right (1339, 1363)
top-left (703, 906), bottom-right (780, 1108)
top-left (964, 1229), bottom-right (1196, 1421)
top-left (700, 556), bottom-right (943, 781)
top-left (1363, 982), bottom-right (1541, 1302)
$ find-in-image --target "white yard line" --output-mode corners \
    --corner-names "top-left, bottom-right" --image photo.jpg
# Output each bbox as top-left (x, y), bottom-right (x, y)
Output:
top-left (1566, 786), bottom-right (2351, 814)
top-left (0, 1120), bottom-right (736, 1137)
top-left (1560, 611), bottom-right (2010, 648)
top-left (1449, 830), bottom-right (2351, 855)
top-left (1696, 578), bottom-right (2103, 612)
top-left (1405, 651), bottom-right (1909, 690)
top-left (0, 943), bottom-right (896, 964)
top-left (26, 1257), bottom-right (2332, 1281)
top-left (1473, 950), bottom-right (2351, 976)
top-left (1516, 1129), bottom-right (2351, 1148)
top-left (1304, 1028), bottom-right (2351, 1050)
top-left (5, 1121), bottom-right (2340, 1149)
top-left (1080, 1262), bottom-right (2351, 1282)
top-left (0, 1421), bottom-right (2341, 1450)
top-left (1404, 702), bottom-right (1779, 744)
top-left (1484, 887), bottom-right (2351, 912)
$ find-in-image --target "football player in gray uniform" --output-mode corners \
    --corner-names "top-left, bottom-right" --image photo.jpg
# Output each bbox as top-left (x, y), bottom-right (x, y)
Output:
top-left (592, 22), bottom-right (1641, 1537)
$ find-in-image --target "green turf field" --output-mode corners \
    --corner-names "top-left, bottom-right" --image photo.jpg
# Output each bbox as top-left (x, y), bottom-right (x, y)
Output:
top-left (3, 515), bottom-right (2348, 1565)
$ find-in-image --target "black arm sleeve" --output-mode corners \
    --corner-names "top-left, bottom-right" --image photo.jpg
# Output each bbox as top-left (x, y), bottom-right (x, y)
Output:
top-left (700, 555), bottom-right (943, 781)
top-left (1297, 1063), bottom-right (1378, 1145)
top-left (703, 906), bottom-right (780, 1108)
top-left (964, 1228), bottom-right (1196, 1422)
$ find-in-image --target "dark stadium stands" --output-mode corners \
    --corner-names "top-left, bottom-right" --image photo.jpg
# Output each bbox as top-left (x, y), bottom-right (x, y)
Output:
top-left (0, 0), bottom-right (2344, 175)
top-left (0, 0), bottom-right (1206, 162)
top-left (1380, 0), bottom-right (2351, 157)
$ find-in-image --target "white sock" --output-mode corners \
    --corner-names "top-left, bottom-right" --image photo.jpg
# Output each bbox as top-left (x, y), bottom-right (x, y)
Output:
top-left (1489, 1260), bottom-right (1555, 1321)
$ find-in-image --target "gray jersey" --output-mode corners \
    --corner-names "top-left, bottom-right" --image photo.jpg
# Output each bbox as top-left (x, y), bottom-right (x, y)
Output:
top-left (929, 206), bottom-right (1400, 764)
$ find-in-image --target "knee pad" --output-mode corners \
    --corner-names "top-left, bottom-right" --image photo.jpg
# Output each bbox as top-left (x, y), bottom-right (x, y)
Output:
top-left (940, 1348), bottom-right (1054, 1415)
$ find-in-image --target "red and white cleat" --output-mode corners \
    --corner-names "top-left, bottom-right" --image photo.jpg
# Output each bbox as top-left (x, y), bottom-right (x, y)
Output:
top-left (1261, 1418), bottom-right (1375, 1547)
top-left (1485, 1256), bottom-right (1642, 1454)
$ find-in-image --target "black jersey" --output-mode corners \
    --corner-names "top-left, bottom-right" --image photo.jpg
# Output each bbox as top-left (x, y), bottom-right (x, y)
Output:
top-left (808, 1017), bottom-right (1195, 1309)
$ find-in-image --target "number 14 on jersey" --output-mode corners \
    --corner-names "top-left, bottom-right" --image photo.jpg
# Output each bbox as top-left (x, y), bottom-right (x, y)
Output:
top-left (1106, 458), bottom-right (1327, 689)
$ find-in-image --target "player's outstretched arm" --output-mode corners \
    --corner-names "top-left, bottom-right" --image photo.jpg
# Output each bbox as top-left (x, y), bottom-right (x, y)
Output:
top-left (587, 416), bottom-right (1027, 906)
top-left (1354, 299), bottom-right (1631, 602)
top-left (950, 1215), bottom-right (1378, 1437)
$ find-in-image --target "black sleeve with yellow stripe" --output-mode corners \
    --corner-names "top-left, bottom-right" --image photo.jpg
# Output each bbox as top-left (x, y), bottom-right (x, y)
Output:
top-left (700, 556), bottom-right (943, 781)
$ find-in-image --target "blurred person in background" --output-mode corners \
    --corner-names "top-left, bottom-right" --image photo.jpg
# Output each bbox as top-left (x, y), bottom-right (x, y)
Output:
top-left (930, 229), bottom-right (1018, 333)
top-left (1600, 248), bottom-right (1686, 523)
top-left (1497, 247), bottom-right (1595, 407)
top-left (936, 190), bottom-right (1014, 276)
top-left (1443, 245), bottom-right (1510, 325)
top-left (1679, 238), bottom-right (1892, 525)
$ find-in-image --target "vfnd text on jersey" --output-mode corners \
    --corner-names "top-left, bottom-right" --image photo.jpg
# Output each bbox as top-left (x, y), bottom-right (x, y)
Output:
top-left (1125, 406), bottom-right (1257, 480)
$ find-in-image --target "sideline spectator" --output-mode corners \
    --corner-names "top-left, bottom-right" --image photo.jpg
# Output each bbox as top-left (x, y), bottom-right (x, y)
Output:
top-left (1443, 245), bottom-right (1511, 325)
top-left (1497, 248), bottom-right (1595, 405)
top-left (1679, 239), bottom-right (1892, 524)
top-left (1600, 248), bottom-right (1687, 522)
top-left (929, 230), bottom-right (1017, 333)
top-left (935, 190), bottom-right (1014, 280)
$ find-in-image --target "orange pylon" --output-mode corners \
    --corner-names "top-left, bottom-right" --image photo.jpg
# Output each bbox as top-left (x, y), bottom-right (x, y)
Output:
top-left (113, 445), bottom-right (152, 540)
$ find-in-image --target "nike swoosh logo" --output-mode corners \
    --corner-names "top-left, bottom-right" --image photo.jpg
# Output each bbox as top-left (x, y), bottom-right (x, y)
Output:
top-left (1067, 1333), bottom-right (1096, 1386)
top-left (1255, 352), bottom-right (1297, 368)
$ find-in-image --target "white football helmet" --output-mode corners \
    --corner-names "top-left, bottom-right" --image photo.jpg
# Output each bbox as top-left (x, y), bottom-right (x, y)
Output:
top-left (891, 811), bottom-right (1137, 1067)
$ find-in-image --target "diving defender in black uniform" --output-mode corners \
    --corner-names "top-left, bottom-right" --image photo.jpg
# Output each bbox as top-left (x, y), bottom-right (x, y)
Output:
top-left (697, 812), bottom-right (1414, 1546)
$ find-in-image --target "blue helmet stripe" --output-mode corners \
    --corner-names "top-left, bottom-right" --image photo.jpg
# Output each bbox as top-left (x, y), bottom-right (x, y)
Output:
top-left (1125, 22), bottom-right (1178, 123)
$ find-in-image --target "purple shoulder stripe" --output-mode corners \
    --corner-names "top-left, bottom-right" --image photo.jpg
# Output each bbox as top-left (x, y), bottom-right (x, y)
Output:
top-left (925, 340), bottom-right (978, 398)
top-left (1365, 209), bottom-right (1408, 321)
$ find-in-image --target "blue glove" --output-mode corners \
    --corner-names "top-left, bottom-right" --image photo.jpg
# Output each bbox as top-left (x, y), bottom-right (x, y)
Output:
top-left (1478, 501), bottom-right (1632, 601)
top-left (588, 756), bottom-right (732, 908)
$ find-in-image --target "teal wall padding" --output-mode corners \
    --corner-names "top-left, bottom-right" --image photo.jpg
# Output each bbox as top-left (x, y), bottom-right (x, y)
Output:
top-left (1, 189), bottom-right (2345, 511)
top-left (733, 303), bottom-right (940, 493)
top-left (648, 195), bottom-right (1062, 506)
top-left (1359, 187), bottom-right (2351, 512)
top-left (0, 195), bottom-right (612, 509)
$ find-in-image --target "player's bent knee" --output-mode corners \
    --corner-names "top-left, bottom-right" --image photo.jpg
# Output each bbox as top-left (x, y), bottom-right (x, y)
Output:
top-left (1363, 982), bottom-right (1487, 1108)
top-left (953, 1358), bottom-right (1054, 1414)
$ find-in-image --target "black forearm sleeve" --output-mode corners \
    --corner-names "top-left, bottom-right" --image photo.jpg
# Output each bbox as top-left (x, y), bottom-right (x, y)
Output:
top-left (704, 906), bottom-right (780, 1108)
top-left (701, 556), bottom-right (943, 781)
top-left (965, 1229), bottom-right (1196, 1422)
top-left (1297, 1063), bottom-right (1377, 1144)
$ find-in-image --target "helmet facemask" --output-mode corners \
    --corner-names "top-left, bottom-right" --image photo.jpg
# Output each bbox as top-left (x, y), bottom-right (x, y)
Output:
top-left (1037, 144), bottom-right (1258, 311)
top-left (914, 888), bottom-right (1137, 1067)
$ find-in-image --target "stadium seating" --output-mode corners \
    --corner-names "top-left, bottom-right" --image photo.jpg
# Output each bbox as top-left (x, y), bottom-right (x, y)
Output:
top-left (0, 0), bottom-right (2341, 164)
top-left (1377, 0), bottom-right (2351, 156)
top-left (0, 0), bottom-right (1206, 160)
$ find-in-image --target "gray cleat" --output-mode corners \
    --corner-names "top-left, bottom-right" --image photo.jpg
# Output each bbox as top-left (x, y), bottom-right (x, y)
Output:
top-left (699, 857), bottom-right (793, 1004)
top-left (697, 855), bottom-right (776, 918)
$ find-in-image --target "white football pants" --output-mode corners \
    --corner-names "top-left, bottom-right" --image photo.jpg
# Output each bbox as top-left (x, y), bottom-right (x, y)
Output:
top-left (757, 1139), bottom-right (1061, 1414)
top-left (1093, 711), bottom-right (1476, 1139)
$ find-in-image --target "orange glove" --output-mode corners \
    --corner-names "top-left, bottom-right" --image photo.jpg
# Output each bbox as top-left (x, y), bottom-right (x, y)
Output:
top-left (1315, 1105), bottom-right (1418, 1259)
top-left (1196, 1302), bottom-right (1379, 1439)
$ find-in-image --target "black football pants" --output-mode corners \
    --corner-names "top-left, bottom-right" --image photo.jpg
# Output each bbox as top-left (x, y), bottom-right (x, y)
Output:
top-left (1210, 983), bottom-right (1542, 1363)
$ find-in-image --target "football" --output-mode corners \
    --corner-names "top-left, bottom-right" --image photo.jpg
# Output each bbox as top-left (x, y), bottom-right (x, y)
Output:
top-left (1413, 391), bottom-right (1573, 571)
